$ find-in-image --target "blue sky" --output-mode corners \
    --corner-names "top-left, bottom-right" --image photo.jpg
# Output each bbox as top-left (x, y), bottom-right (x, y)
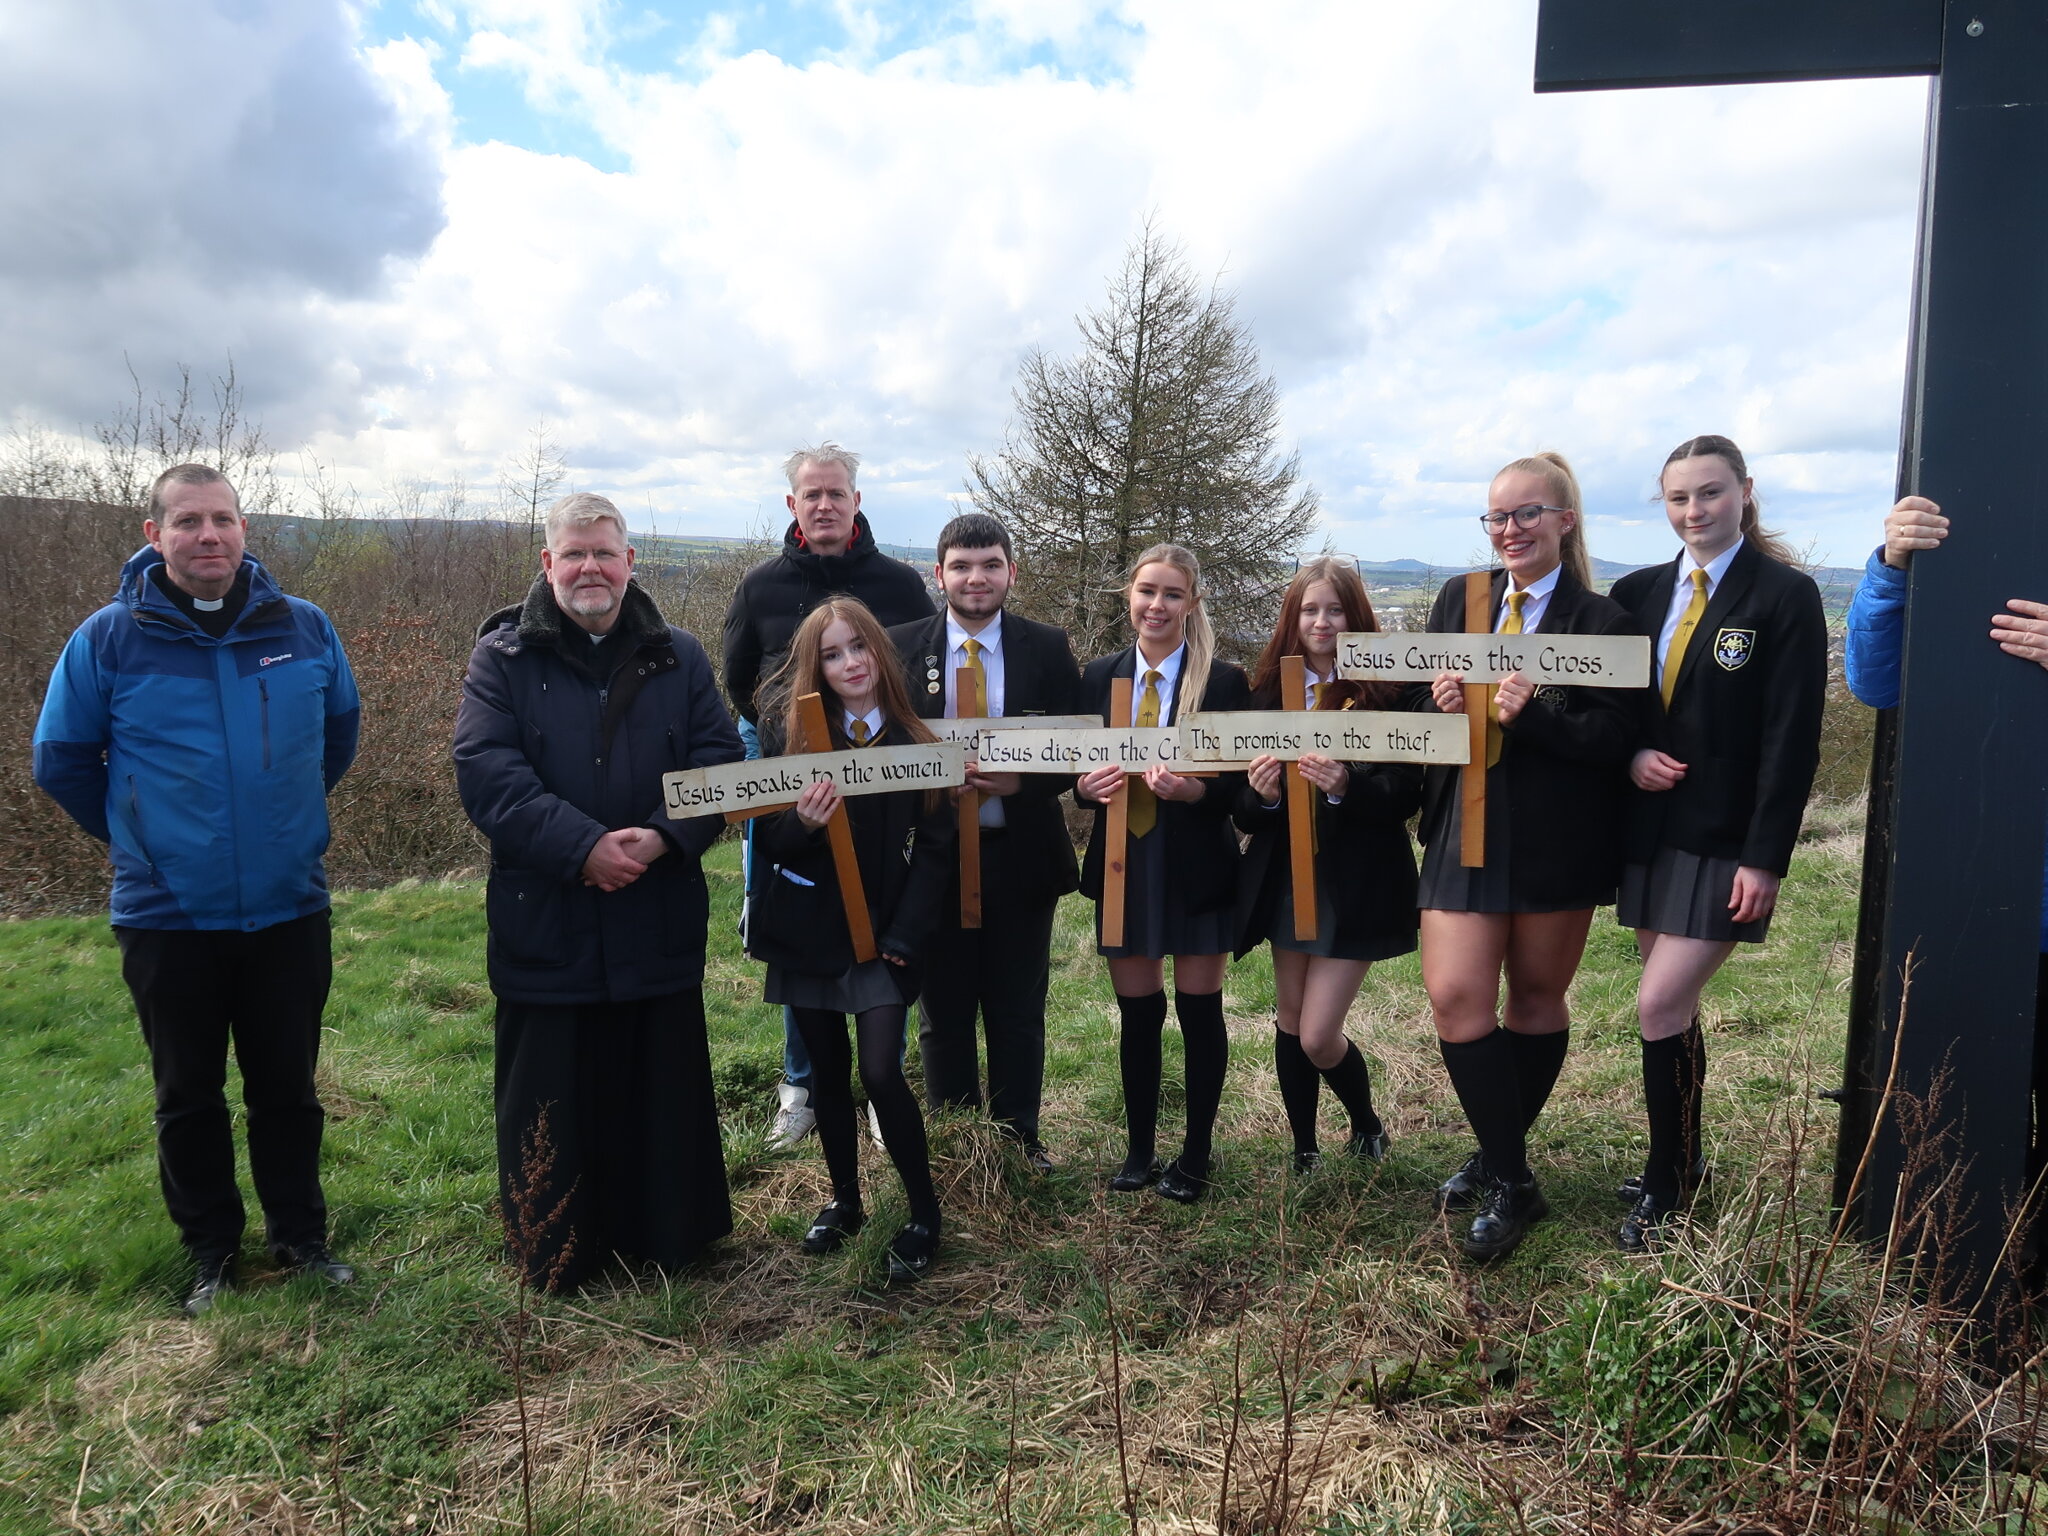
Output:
top-left (3, 1), bottom-right (1930, 566)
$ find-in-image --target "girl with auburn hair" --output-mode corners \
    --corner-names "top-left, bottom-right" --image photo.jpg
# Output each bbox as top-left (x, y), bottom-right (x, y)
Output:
top-left (1606, 435), bottom-right (1825, 1251)
top-left (749, 597), bottom-right (955, 1283)
top-left (1073, 545), bottom-right (1252, 1204)
top-left (1415, 452), bottom-right (1639, 1261)
top-left (1235, 558), bottom-right (1421, 1172)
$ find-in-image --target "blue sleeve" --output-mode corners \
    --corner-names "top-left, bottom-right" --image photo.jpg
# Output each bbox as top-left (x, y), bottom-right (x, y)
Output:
top-left (30, 622), bottom-right (113, 843)
top-left (1844, 548), bottom-right (1906, 709)
top-left (321, 613), bottom-right (361, 793)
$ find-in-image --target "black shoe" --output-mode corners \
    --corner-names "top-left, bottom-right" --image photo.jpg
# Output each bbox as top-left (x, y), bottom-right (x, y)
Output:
top-left (1433, 1151), bottom-right (1487, 1213)
top-left (1110, 1156), bottom-right (1161, 1192)
top-left (800, 1202), bottom-right (865, 1254)
top-left (184, 1254), bottom-right (234, 1316)
top-left (1155, 1157), bottom-right (1211, 1205)
top-left (1616, 1156), bottom-right (1710, 1205)
top-left (886, 1221), bottom-right (938, 1284)
top-left (1617, 1192), bottom-right (1681, 1254)
top-left (1346, 1128), bottom-right (1390, 1164)
top-left (1291, 1149), bottom-right (1323, 1174)
top-left (1021, 1141), bottom-right (1056, 1176)
top-left (271, 1242), bottom-right (356, 1286)
top-left (1460, 1175), bottom-right (1549, 1262)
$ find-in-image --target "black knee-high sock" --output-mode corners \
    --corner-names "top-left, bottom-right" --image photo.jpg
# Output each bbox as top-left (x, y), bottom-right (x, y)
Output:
top-left (1116, 991), bottom-right (1169, 1172)
top-left (792, 1008), bottom-right (862, 1210)
top-left (1509, 1028), bottom-right (1570, 1130)
top-left (1640, 1030), bottom-right (1695, 1203)
top-left (1439, 1030), bottom-right (1528, 1185)
top-left (1319, 1040), bottom-right (1383, 1140)
top-left (854, 1006), bottom-right (940, 1229)
top-left (1273, 1029), bottom-right (1321, 1155)
top-left (1176, 989), bottom-right (1229, 1172)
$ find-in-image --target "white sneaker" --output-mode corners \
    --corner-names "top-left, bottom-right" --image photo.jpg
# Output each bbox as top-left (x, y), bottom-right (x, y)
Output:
top-left (867, 1101), bottom-right (887, 1151)
top-left (770, 1081), bottom-right (815, 1149)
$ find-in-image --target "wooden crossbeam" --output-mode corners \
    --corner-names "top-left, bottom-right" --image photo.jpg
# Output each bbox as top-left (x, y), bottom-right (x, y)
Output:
top-left (956, 664), bottom-right (985, 929)
top-left (1460, 571), bottom-right (1491, 869)
top-left (1100, 677), bottom-right (1133, 950)
top-left (1281, 655), bottom-right (1318, 941)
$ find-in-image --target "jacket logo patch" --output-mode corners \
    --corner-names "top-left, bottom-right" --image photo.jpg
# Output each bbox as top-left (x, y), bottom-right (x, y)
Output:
top-left (1534, 685), bottom-right (1567, 709)
top-left (259, 652), bottom-right (295, 667)
top-left (1713, 629), bottom-right (1755, 671)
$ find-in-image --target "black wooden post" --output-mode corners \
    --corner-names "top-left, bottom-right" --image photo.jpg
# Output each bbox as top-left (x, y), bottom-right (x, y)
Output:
top-left (1536, 1), bottom-right (2048, 1313)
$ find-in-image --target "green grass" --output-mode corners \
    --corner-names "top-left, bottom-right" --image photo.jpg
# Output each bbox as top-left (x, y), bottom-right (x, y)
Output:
top-left (0, 809), bottom-right (1973, 1533)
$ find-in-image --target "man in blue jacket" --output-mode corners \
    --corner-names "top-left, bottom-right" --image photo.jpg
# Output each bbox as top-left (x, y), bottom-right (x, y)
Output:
top-left (33, 463), bottom-right (361, 1316)
top-left (456, 492), bottom-right (744, 1293)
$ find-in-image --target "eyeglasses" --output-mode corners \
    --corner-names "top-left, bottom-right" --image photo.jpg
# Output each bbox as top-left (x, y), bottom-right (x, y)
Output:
top-left (553, 547), bottom-right (627, 567)
top-left (1477, 504), bottom-right (1567, 531)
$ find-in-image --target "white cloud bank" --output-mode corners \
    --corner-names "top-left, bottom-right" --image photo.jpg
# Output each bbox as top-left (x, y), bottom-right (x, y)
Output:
top-left (0, 0), bottom-right (1927, 564)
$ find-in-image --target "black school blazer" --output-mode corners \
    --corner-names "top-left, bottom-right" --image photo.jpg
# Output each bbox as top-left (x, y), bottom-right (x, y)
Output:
top-left (1232, 685), bottom-right (1423, 961)
top-left (1609, 542), bottom-right (1826, 876)
top-left (1075, 649), bottom-right (1251, 917)
top-left (885, 609), bottom-right (1084, 903)
top-left (1412, 569), bottom-right (1640, 907)
top-left (751, 718), bottom-right (958, 982)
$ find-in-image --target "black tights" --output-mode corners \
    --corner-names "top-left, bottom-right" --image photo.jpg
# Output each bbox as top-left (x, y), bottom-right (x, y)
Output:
top-left (792, 1005), bottom-right (940, 1229)
top-left (1117, 988), bottom-right (1229, 1177)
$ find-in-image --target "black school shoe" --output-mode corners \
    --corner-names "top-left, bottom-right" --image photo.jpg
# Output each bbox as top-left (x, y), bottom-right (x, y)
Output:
top-left (1110, 1157), bottom-right (1162, 1192)
top-left (184, 1253), bottom-right (235, 1317)
top-left (1616, 1156), bottom-right (1711, 1205)
top-left (885, 1221), bottom-right (939, 1284)
top-left (1433, 1151), bottom-right (1487, 1212)
top-left (1346, 1128), bottom-right (1391, 1164)
top-left (1617, 1191), bottom-right (1683, 1254)
top-left (800, 1202), bottom-right (866, 1254)
top-left (1460, 1175), bottom-right (1550, 1262)
top-left (1155, 1157), bottom-right (1212, 1205)
top-left (271, 1242), bottom-right (356, 1286)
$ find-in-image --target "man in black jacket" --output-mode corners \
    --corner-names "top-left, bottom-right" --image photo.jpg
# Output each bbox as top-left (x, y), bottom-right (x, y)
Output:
top-left (887, 513), bottom-right (1081, 1170)
top-left (455, 493), bottom-right (743, 1291)
top-left (721, 443), bottom-right (934, 1145)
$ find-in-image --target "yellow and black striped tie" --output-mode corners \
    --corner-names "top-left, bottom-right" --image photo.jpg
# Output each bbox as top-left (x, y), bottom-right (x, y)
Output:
top-left (850, 718), bottom-right (871, 745)
top-left (1128, 669), bottom-right (1163, 838)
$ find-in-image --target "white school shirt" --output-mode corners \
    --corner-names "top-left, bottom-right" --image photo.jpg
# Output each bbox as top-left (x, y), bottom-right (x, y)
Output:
top-left (1496, 563), bottom-right (1561, 633)
top-left (843, 706), bottom-right (884, 743)
top-left (1656, 536), bottom-right (1745, 675)
top-left (945, 610), bottom-right (1006, 828)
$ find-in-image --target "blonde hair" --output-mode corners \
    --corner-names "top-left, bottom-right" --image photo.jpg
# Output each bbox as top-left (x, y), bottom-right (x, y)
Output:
top-left (1126, 543), bottom-right (1214, 718)
top-left (1495, 451), bottom-right (1592, 589)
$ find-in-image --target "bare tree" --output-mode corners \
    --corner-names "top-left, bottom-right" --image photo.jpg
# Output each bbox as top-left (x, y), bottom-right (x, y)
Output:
top-left (498, 423), bottom-right (568, 554)
top-left (968, 221), bottom-right (1319, 659)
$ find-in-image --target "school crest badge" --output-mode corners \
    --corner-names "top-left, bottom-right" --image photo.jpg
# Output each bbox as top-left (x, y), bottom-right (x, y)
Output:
top-left (1535, 685), bottom-right (1568, 710)
top-left (1714, 628), bottom-right (1755, 672)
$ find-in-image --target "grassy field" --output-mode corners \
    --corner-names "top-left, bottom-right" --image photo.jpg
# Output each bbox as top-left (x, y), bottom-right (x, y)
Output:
top-left (2, 808), bottom-right (2038, 1535)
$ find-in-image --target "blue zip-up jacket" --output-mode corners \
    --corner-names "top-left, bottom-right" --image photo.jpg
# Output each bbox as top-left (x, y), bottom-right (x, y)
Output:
top-left (32, 547), bottom-right (360, 931)
top-left (1845, 546), bottom-right (2048, 952)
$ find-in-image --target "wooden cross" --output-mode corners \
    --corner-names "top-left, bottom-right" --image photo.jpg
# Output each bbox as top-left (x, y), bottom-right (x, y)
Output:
top-left (1099, 677), bottom-right (1133, 949)
top-left (1459, 571), bottom-right (1491, 869)
top-left (725, 692), bottom-right (876, 964)
top-left (1280, 654), bottom-right (1318, 941)
top-left (1537, 1), bottom-right (2048, 1318)
top-left (956, 663), bottom-right (985, 929)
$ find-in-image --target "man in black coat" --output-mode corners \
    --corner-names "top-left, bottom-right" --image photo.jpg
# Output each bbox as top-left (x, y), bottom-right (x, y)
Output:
top-left (887, 513), bottom-right (1082, 1169)
top-left (455, 493), bottom-right (743, 1292)
top-left (721, 443), bottom-right (935, 1145)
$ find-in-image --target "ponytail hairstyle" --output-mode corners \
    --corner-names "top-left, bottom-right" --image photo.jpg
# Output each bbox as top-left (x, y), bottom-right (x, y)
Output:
top-left (1494, 450), bottom-right (1592, 589)
top-left (1249, 556), bottom-right (1396, 710)
top-left (1126, 543), bottom-right (1214, 718)
top-left (1661, 434), bottom-right (1800, 565)
top-left (759, 597), bottom-right (944, 808)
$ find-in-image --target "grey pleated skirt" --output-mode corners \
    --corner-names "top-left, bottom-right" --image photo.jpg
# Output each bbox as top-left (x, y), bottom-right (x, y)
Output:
top-left (1617, 846), bottom-right (1771, 944)
top-left (765, 956), bottom-right (909, 1012)
top-left (1096, 822), bottom-right (1234, 959)
top-left (1268, 873), bottom-right (1416, 962)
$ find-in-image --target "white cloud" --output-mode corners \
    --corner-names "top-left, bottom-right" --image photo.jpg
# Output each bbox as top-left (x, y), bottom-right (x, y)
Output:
top-left (5, 0), bottom-right (1927, 566)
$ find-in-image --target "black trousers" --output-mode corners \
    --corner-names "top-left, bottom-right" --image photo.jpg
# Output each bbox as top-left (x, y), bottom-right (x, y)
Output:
top-left (916, 832), bottom-right (1060, 1141)
top-left (115, 910), bottom-right (332, 1260)
top-left (495, 989), bottom-right (733, 1293)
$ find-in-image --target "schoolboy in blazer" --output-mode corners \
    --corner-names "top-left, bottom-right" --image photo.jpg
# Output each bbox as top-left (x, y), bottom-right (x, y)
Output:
top-left (886, 513), bottom-right (1083, 1168)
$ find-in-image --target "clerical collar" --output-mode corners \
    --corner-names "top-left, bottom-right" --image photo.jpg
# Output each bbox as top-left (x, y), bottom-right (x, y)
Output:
top-left (191, 594), bottom-right (225, 612)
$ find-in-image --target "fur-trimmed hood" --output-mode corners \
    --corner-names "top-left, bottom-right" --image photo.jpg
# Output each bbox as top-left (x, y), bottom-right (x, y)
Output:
top-left (477, 575), bottom-right (670, 650)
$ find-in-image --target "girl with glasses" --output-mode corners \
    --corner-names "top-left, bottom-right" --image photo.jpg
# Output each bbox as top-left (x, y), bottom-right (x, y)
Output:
top-left (1073, 545), bottom-right (1251, 1204)
top-left (1235, 558), bottom-right (1420, 1173)
top-left (1607, 435), bottom-right (1826, 1251)
top-left (1415, 452), bottom-right (1639, 1260)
